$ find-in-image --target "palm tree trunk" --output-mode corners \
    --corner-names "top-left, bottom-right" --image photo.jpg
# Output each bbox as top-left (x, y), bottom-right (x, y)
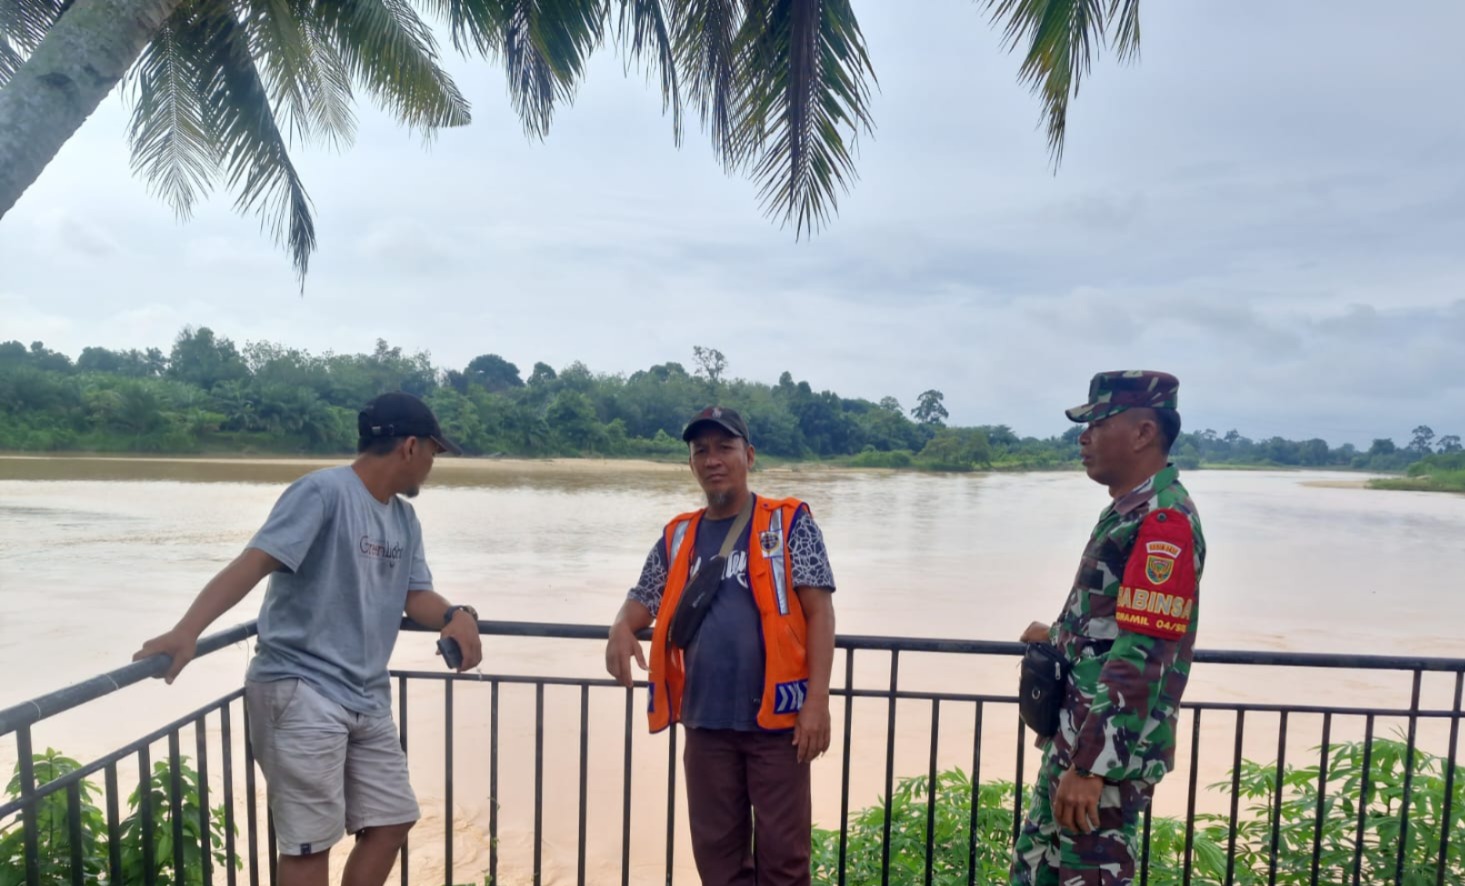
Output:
top-left (0, 0), bottom-right (181, 218)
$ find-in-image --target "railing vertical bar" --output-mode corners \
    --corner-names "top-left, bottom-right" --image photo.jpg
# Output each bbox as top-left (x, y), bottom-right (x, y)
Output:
top-left (578, 685), bottom-right (590, 886)
top-left (1395, 670), bottom-right (1423, 884)
top-left (491, 680), bottom-right (501, 886)
top-left (66, 782), bottom-right (84, 886)
top-left (1225, 710), bottom-right (1245, 886)
top-left (1140, 802), bottom-right (1153, 886)
top-left (1182, 708), bottom-right (1202, 886)
top-left (1309, 713), bottom-right (1333, 886)
top-left (221, 703), bottom-right (238, 886)
top-left (838, 647), bottom-right (855, 886)
top-left (243, 700), bottom-right (260, 886)
top-left (967, 702), bottom-right (984, 886)
top-left (880, 650), bottom-right (900, 886)
top-left (1351, 714), bottom-right (1376, 886)
top-left (140, 745), bottom-right (156, 886)
top-left (445, 679), bottom-right (455, 886)
top-left (18, 726), bottom-right (38, 886)
top-left (105, 762), bottom-right (123, 885)
top-left (621, 686), bottom-right (633, 886)
top-left (924, 699), bottom-right (940, 886)
top-left (1011, 722), bottom-right (1026, 845)
top-left (1266, 711), bottom-right (1289, 886)
top-left (266, 806), bottom-right (277, 885)
top-left (196, 716), bottom-right (213, 886)
top-left (665, 724), bottom-right (678, 886)
top-left (1437, 671), bottom-right (1463, 886)
top-left (169, 731), bottom-right (186, 883)
top-left (398, 676), bottom-right (409, 886)
top-left (535, 682), bottom-right (545, 886)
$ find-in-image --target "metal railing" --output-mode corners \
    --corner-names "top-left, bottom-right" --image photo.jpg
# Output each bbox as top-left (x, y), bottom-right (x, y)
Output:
top-left (1, 621), bottom-right (1461, 885)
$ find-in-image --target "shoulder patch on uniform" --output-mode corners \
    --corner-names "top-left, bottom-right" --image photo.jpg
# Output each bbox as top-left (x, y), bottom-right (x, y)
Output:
top-left (1116, 509), bottom-right (1196, 641)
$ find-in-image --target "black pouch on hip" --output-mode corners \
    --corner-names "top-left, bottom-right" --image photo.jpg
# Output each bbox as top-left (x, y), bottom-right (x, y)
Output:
top-left (1018, 642), bottom-right (1071, 739)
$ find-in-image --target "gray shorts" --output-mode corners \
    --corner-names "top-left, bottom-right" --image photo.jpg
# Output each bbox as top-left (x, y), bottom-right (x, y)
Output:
top-left (244, 678), bottom-right (419, 856)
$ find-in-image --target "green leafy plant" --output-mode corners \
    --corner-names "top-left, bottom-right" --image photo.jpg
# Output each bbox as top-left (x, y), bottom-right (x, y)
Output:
top-left (0, 748), bottom-right (237, 886)
top-left (814, 737), bottom-right (1464, 885)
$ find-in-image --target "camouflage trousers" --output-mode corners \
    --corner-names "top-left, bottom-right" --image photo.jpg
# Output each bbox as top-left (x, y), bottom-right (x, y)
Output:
top-left (1009, 746), bottom-right (1154, 886)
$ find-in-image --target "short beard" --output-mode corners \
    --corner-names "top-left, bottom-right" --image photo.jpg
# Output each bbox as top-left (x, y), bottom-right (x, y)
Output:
top-left (403, 485), bottom-right (421, 499)
top-left (705, 489), bottom-right (734, 511)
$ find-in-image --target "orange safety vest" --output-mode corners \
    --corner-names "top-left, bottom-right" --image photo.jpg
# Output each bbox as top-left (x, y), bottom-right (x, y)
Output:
top-left (646, 495), bottom-right (809, 733)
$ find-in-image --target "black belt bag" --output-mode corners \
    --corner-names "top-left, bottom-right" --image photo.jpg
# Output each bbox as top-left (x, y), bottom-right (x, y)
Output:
top-left (1018, 642), bottom-right (1071, 739)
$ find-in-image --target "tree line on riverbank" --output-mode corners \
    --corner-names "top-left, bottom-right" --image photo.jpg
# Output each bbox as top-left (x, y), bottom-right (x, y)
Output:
top-left (0, 330), bottom-right (1455, 477)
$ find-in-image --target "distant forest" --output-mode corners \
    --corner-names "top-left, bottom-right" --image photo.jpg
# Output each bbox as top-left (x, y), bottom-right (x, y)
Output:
top-left (1, 330), bottom-right (1456, 474)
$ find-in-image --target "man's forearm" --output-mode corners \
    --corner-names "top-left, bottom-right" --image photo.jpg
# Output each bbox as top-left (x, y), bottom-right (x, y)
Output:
top-left (176, 548), bottom-right (277, 637)
top-left (612, 598), bottom-right (654, 634)
top-left (404, 588), bottom-right (455, 628)
top-left (803, 600), bottom-right (836, 704)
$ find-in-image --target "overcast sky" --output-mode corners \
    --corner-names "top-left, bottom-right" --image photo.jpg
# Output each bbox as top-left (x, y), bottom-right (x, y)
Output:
top-left (3, 2), bottom-right (1462, 445)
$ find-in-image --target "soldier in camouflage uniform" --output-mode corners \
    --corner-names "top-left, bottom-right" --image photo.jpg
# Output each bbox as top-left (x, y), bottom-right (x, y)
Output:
top-left (1011, 371), bottom-right (1206, 886)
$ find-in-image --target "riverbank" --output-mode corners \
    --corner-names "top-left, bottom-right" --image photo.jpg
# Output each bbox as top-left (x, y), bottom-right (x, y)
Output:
top-left (1367, 473), bottom-right (1465, 493)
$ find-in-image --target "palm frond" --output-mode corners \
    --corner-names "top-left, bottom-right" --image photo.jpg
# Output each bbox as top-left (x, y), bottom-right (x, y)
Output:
top-left (497, 0), bottom-right (606, 138)
top-left (0, 0), bottom-right (65, 85)
top-left (309, 0), bottom-right (470, 132)
top-left (126, 3), bottom-right (219, 219)
top-left (194, 2), bottom-right (316, 283)
top-left (671, 0), bottom-right (743, 163)
top-left (236, 0), bottom-right (357, 148)
top-left (415, 0), bottom-right (503, 57)
top-left (987, 0), bottom-right (1136, 165)
top-left (1109, 0), bottom-right (1140, 62)
top-left (734, 0), bottom-right (875, 237)
top-left (615, 0), bottom-right (683, 144)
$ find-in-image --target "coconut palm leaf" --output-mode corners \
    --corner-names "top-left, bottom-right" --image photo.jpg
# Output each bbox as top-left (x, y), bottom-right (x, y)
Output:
top-left (671, 0), bottom-right (742, 164)
top-left (237, 0), bottom-right (357, 146)
top-left (495, 0), bottom-right (605, 138)
top-left (127, 2), bottom-right (218, 218)
top-left (308, 0), bottom-right (469, 131)
top-left (0, 0), bottom-right (66, 84)
top-left (733, 0), bottom-right (874, 236)
top-left (195, 0), bottom-right (316, 281)
top-left (986, 0), bottom-right (1140, 165)
top-left (615, 0), bottom-right (682, 142)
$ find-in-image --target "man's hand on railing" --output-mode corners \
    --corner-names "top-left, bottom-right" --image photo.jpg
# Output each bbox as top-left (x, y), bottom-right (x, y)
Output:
top-left (606, 600), bottom-right (653, 688)
top-left (606, 623), bottom-right (647, 688)
top-left (441, 610), bottom-right (483, 672)
top-left (132, 628), bottom-right (199, 684)
top-left (1021, 621), bottom-right (1052, 644)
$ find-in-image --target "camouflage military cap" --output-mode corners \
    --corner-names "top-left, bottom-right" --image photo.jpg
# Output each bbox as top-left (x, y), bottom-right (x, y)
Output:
top-left (1065, 370), bottom-right (1179, 423)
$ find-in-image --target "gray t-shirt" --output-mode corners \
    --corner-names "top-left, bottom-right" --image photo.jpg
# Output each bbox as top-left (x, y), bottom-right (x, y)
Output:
top-left (628, 498), bottom-right (836, 731)
top-left (245, 465), bottom-right (433, 716)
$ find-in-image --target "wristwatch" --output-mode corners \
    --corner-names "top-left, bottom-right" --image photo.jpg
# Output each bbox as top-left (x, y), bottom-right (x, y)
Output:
top-left (443, 604), bottom-right (478, 628)
top-left (1074, 767), bottom-right (1101, 780)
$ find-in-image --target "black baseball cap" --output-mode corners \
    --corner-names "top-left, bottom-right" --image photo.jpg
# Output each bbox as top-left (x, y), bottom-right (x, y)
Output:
top-left (681, 406), bottom-right (750, 443)
top-left (358, 392), bottom-right (463, 455)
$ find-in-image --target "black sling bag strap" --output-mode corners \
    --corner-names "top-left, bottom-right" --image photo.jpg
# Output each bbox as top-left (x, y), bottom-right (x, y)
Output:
top-left (667, 496), bottom-right (756, 649)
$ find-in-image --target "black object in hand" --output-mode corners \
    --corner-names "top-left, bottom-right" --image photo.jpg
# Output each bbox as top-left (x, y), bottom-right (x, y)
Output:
top-left (437, 637), bottom-right (463, 670)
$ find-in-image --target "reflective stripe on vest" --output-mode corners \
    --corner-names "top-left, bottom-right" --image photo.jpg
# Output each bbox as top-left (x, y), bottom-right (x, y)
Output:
top-left (668, 518), bottom-right (691, 565)
top-left (765, 507), bottom-right (789, 615)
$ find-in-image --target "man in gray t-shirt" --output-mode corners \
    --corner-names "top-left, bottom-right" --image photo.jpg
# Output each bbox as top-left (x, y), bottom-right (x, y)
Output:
top-left (134, 392), bottom-right (483, 886)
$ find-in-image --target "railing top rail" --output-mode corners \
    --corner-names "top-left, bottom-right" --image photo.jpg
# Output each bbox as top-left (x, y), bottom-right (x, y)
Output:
top-left (0, 621), bottom-right (258, 736)
top-left (5, 618), bottom-right (1463, 738)
top-left (405, 620), bottom-right (1465, 673)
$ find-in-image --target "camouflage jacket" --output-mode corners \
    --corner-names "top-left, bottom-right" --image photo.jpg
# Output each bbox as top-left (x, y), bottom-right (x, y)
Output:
top-left (1048, 465), bottom-right (1206, 784)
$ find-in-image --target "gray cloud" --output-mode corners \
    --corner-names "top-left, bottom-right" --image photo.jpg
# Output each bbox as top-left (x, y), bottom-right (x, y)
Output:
top-left (1, 1), bottom-right (1463, 446)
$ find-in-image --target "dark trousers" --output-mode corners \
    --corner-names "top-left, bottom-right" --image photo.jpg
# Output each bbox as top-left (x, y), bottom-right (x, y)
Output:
top-left (682, 727), bottom-right (812, 886)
